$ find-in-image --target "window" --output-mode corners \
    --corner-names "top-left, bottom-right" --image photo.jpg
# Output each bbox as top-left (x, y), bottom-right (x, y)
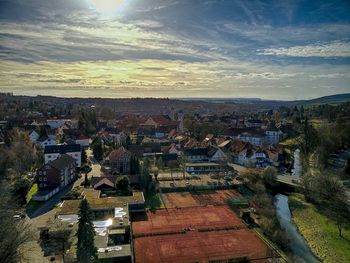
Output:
top-left (43, 171), bottom-right (46, 175)
top-left (39, 171), bottom-right (42, 175)
top-left (39, 177), bottom-right (42, 181)
top-left (43, 177), bottom-right (47, 181)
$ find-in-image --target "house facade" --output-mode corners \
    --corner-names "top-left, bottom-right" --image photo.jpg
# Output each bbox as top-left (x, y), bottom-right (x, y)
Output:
top-left (36, 135), bottom-right (57, 148)
top-left (44, 144), bottom-right (82, 167)
top-left (107, 146), bottom-right (132, 174)
top-left (37, 154), bottom-right (76, 190)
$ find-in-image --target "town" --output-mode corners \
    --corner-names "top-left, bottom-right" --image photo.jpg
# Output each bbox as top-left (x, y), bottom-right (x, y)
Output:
top-left (0, 92), bottom-right (349, 262)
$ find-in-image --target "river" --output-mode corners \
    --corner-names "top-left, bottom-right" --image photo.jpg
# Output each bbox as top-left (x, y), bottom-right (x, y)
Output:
top-left (275, 194), bottom-right (320, 263)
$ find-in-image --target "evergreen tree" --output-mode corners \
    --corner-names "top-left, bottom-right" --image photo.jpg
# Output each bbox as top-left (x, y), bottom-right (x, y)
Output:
top-left (300, 117), bottom-right (318, 156)
top-left (76, 199), bottom-right (97, 263)
top-left (92, 137), bottom-right (103, 161)
top-left (81, 149), bottom-right (87, 164)
top-left (123, 135), bottom-right (131, 149)
top-left (130, 156), bottom-right (140, 175)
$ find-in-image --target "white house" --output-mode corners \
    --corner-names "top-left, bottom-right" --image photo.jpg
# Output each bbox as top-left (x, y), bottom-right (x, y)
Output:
top-left (265, 129), bottom-right (282, 145)
top-left (36, 135), bottom-right (57, 148)
top-left (44, 144), bottom-right (82, 167)
top-left (75, 136), bottom-right (90, 148)
top-left (239, 132), bottom-right (265, 146)
top-left (208, 147), bottom-right (227, 162)
top-left (29, 130), bottom-right (40, 143)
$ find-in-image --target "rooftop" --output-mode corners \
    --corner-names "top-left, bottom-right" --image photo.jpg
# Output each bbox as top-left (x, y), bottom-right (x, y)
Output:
top-left (44, 143), bottom-right (81, 154)
top-left (185, 162), bottom-right (220, 167)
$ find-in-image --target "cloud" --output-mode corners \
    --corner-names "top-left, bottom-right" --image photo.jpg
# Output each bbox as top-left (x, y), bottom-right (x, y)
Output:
top-left (258, 41), bottom-right (350, 58)
top-left (0, 0), bottom-right (350, 99)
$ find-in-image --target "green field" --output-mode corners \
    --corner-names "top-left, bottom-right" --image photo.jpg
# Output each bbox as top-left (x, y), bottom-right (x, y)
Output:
top-left (310, 119), bottom-right (329, 128)
top-left (26, 183), bottom-right (38, 202)
top-left (145, 193), bottom-right (165, 209)
top-left (289, 193), bottom-right (350, 263)
top-left (279, 137), bottom-right (300, 147)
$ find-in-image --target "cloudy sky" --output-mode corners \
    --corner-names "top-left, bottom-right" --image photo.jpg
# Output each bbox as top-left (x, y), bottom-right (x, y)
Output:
top-left (0, 0), bottom-right (349, 99)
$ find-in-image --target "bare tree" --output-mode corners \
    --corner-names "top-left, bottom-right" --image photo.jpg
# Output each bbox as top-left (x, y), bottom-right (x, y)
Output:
top-left (0, 181), bottom-right (33, 263)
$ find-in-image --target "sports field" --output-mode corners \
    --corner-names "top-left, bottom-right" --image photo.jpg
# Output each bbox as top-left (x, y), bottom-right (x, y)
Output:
top-left (132, 205), bottom-right (245, 236)
top-left (134, 228), bottom-right (273, 263)
top-left (162, 189), bottom-right (241, 208)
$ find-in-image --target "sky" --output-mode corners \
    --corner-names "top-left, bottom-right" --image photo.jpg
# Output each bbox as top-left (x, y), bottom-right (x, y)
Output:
top-left (0, 0), bottom-right (349, 100)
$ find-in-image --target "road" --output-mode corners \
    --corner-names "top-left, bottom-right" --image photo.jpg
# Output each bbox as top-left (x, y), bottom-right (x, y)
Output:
top-left (87, 148), bottom-right (103, 177)
top-left (277, 174), bottom-right (300, 187)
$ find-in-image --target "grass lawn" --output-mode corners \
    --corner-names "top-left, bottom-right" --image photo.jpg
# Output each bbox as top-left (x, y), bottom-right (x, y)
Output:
top-left (310, 118), bottom-right (329, 128)
top-left (26, 183), bottom-right (38, 202)
top-left (25, 183), bottom-right (42, 213)
top-left (289, 193), bottom-right (350, 263)
top-left (145, 193), bottom-right (165, 210)
top-left (279, 137), bottom-right (300, 147)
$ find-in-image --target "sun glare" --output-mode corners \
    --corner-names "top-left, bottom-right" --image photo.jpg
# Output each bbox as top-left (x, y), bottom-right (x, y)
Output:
top-left (90, 0), bottom-right (125, 15)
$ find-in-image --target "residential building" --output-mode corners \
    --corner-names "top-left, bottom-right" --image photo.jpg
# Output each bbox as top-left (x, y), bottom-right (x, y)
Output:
top-left (36, 135), bottom-right (57, 148)
top-left (75, 135), bottom-right (90, 148)
top-left (29, 130), bottom-right (40, 143)
top-left (44, 144), bottom-right (82, 167)
top-left (34, 154), bottom-right (76, 201)
top-left (106, 146), bottom-right (132, 174)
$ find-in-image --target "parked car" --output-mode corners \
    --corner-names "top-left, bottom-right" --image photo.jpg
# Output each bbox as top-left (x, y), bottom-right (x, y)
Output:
top-left (13, 214), bottom-right (24, 221)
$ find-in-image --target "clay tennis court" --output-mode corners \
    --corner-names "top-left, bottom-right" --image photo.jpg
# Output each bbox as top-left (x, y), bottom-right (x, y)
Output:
top-left (162, 189), bottom-right (241, 208)
top-left (132, 205), bottom-right (245, 236)
top-left (134, 229), bottom-right (273, 263)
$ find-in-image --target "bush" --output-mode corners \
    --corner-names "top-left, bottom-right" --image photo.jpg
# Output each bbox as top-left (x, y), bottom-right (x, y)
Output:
top-left (115, 176), bottom-right (129, 192)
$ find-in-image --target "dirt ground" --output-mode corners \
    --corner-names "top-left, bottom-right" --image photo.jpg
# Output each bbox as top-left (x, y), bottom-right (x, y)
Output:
top-left (161, 189), bottom-right (241, 208)
top-left (134, 228), bottom-right (272, 263)
top-left (132, 205), bottom-right (244, 236)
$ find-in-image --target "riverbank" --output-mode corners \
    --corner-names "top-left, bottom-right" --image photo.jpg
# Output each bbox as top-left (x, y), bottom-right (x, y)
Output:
top-left (275, 194), bottom-right (319, 263)
top-left (289, 193), bottom-right (350, 263)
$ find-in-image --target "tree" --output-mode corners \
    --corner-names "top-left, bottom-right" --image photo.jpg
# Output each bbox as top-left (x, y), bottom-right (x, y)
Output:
top-left (129, 156), bottom-right (140, 175)
top-left (300, 171), bottom-right (317, 202)
top-left (92, 137), bottom-right (103, 162)
top-left (81, 149), bottom-right (87, 165)
top-left (38, 126), bottom-right (47, 138)
top-left (12, 175), bottom-right (32, 205)
top-left (115, 176), bottom-right (129, 192)
top-left (76, 199), bottom-right (97, 263)
top-left (151, 167), bottom-right (159, 181)
top-left (123, 135), bottom-right (131, 149)
top-left (80, 165), bottom-right (92, 187)
top-left (156, 158), bottom-right (164, 170)
top-left (0, 180), bottom-right (33, 263)
top-left (299, 117), bottom-right (318, 157)
top-left (312, 173), bottom-right (350, 237)
top-left (330, 194), bottom-right (350, 237)
top-left (346, 159), bottom-right (350, 175)
top-left (262, 166), bottom-right (278, 190)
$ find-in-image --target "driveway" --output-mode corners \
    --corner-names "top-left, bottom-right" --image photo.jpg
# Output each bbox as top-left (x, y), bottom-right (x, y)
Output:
top-left (87, 148), bottom-right (103, 177)
top-left (27, 180), bottom-right (81, 219)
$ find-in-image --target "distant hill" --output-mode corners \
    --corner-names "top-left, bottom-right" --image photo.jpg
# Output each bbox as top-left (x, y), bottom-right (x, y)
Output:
top-left (297, 93), bottom-right (350, 106)
top-left (4, 92), bottom-right (350, 115)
